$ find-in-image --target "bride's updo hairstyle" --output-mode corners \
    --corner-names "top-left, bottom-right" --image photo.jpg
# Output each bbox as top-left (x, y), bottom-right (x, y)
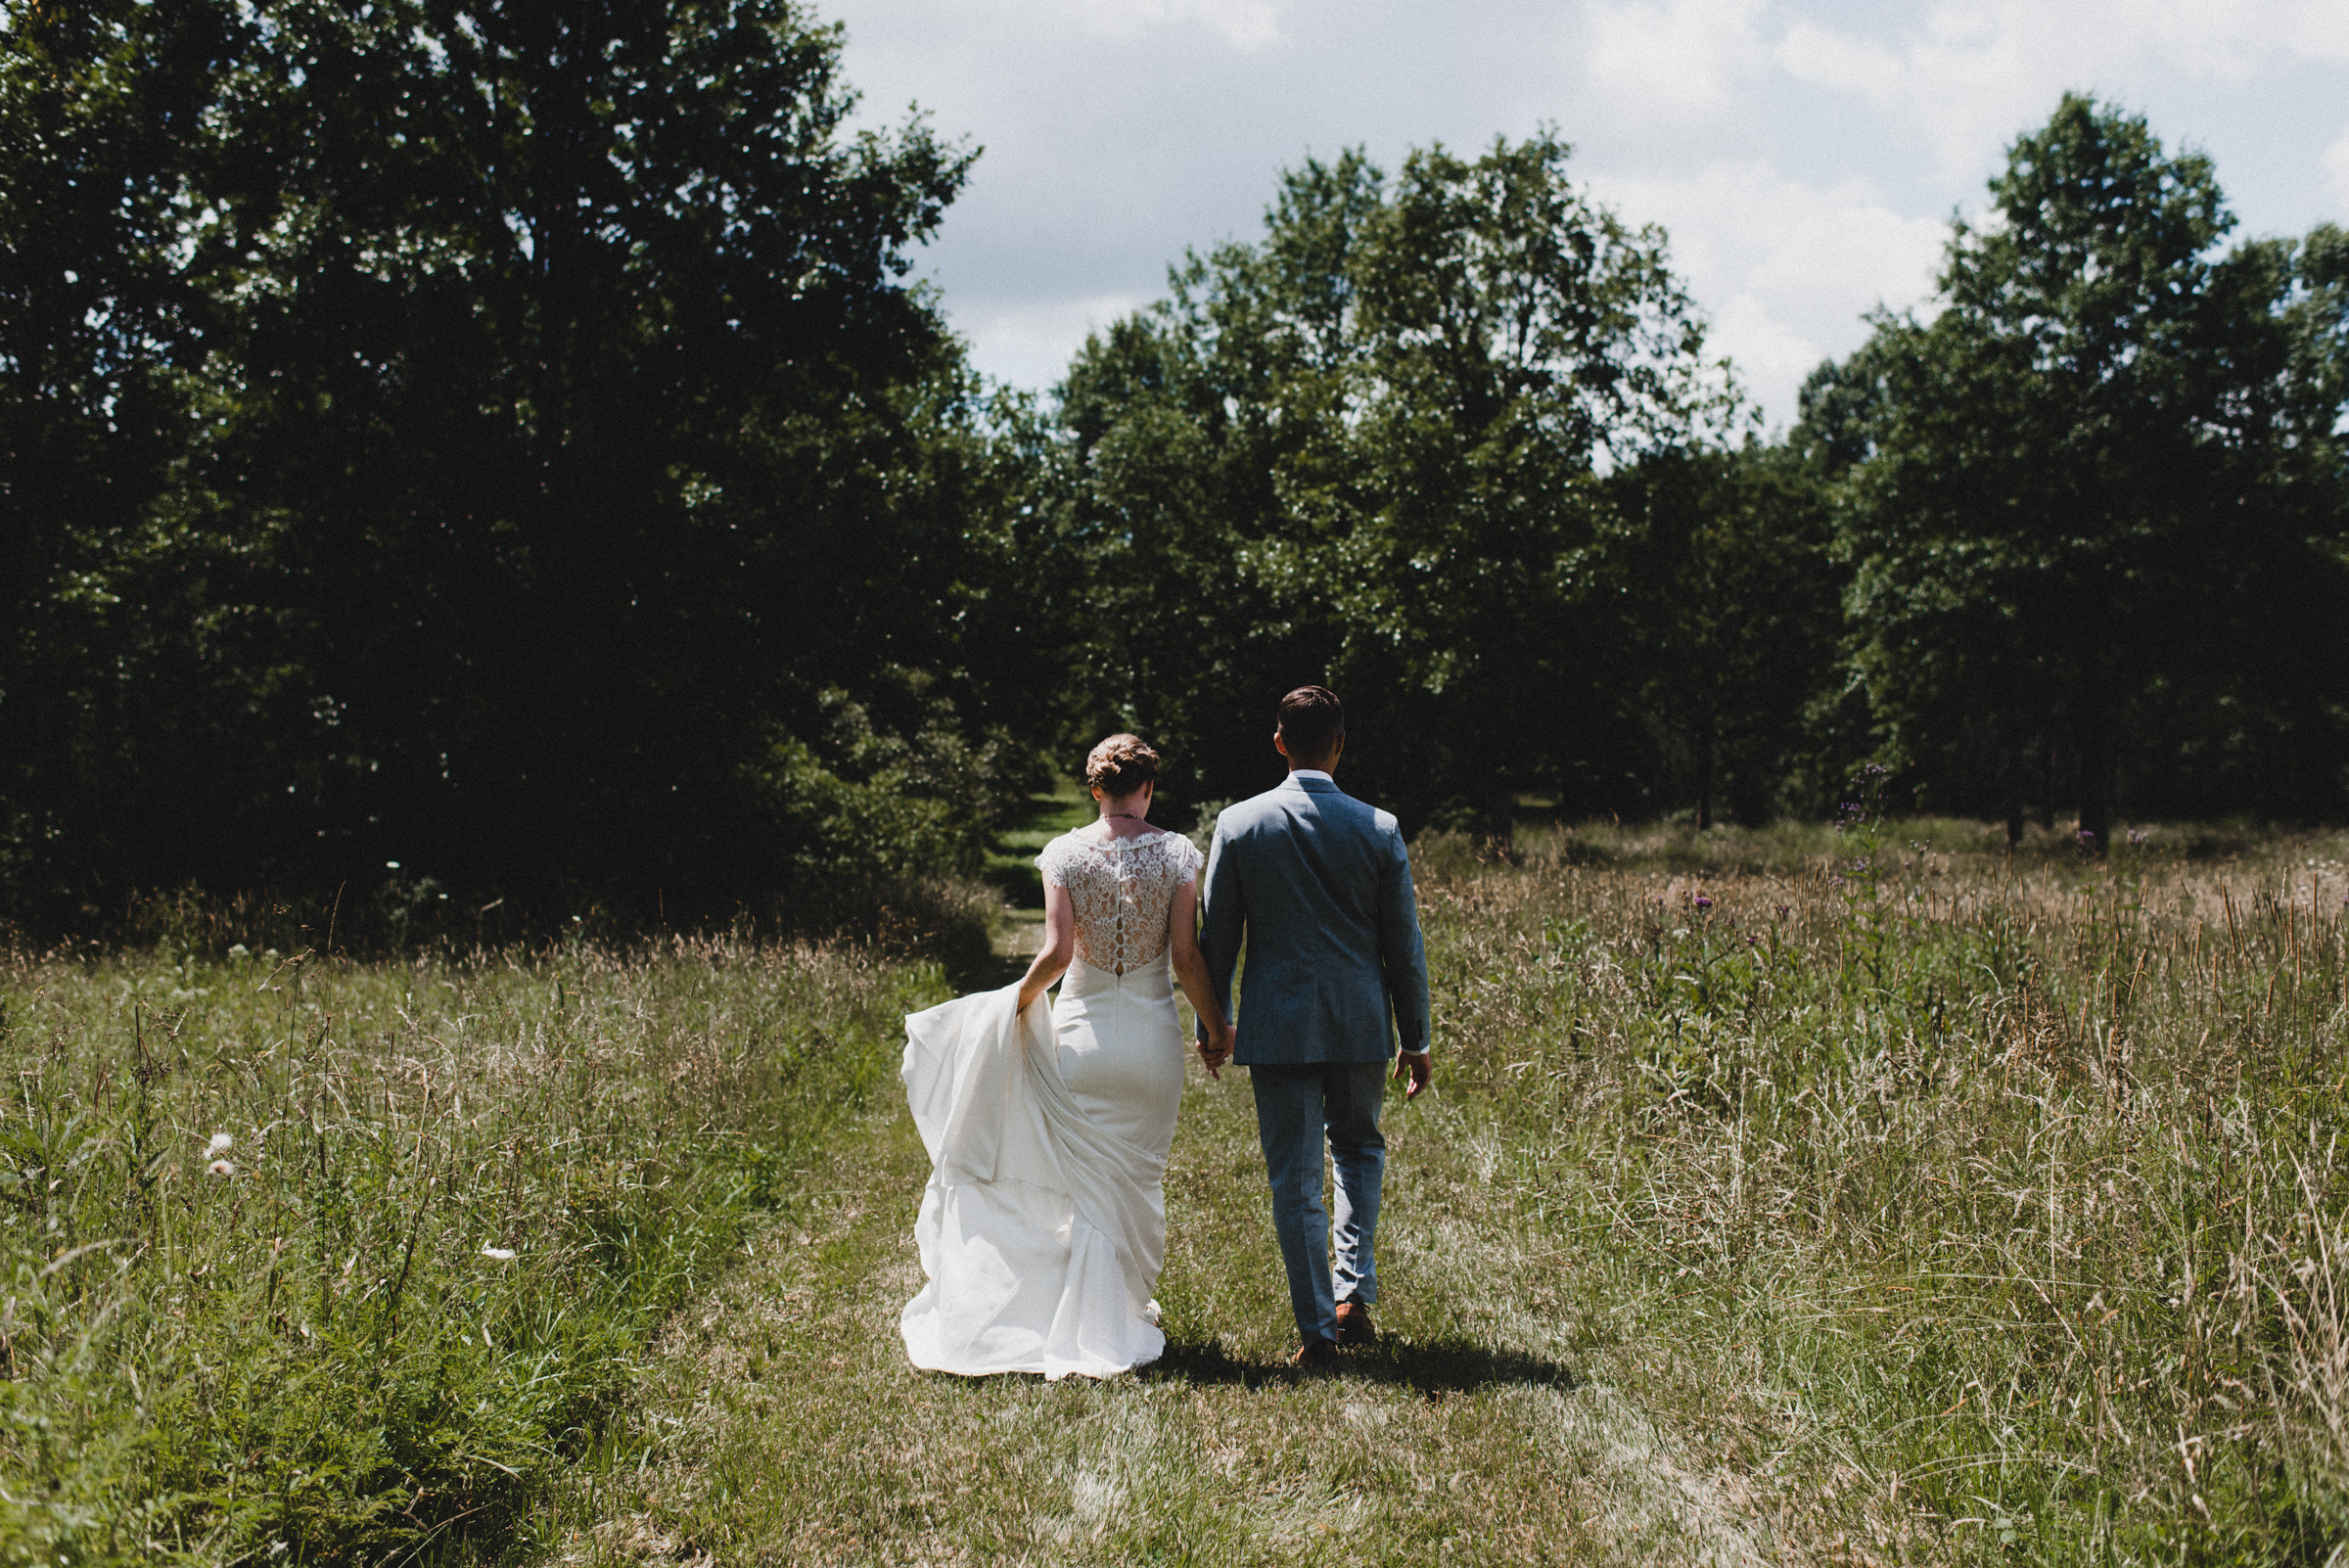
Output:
top-left (1085, 733), bottom-right (1161, 800)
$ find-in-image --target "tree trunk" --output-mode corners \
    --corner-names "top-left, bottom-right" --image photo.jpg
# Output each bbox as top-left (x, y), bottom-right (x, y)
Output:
top-left (1694, 716), bottom-right (1715, 832)
top-left (2000, 743), bottom-right (2023, 848)
top-left (2076, 720), bottom-right (2113, 853)
top-left (1478, 779), bottom-right (1515, 850)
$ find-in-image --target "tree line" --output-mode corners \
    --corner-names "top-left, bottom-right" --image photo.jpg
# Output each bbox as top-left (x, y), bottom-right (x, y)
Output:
top-left (5, 0), bottom-right (2345, 933)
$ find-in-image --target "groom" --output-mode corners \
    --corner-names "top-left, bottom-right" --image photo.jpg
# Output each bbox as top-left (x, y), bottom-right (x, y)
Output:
top-left (1197, 685), bottom-right (1432, 1367)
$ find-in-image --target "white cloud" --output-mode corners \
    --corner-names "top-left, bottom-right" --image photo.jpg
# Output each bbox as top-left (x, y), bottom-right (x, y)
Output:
top-left (1582, 0), bottom-right (1769, 137)
top-left (2326, 125), bottom-right (2349, 210)
top-left (948, 291), bottom-right (1150, 392)
top-left (1775, 0), bottom-right (2349, 181)
top-left (1591, 161), bottom-right (1949, 427)
top-left (830, 0), bottom-right (2349, 416)
top-left (964, 0), bottom-right (1286, 52)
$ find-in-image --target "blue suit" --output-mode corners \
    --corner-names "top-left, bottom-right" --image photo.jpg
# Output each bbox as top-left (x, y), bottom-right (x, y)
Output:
top-left (1197, 773), bottom-right (1431, 1343)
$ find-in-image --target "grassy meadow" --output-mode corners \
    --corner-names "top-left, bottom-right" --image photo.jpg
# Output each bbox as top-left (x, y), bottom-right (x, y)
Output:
top-left (0, 926), bottom-right (951, 1564)
top-left (4, 810), bottom-right (2347, 1563)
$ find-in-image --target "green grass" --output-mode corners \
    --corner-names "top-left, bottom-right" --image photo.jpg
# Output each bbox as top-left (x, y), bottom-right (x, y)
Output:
top-left (0, 933), bottom-right (943, 1565)
top-left (522, 1039), bottom-right (1711, 1565)
top-left (10, 819), bottom-right (2348, 1564)
top-left (528, 821), bottom-right (2349, 1565)
top-left (983, 778), bottom-right (1106, 961)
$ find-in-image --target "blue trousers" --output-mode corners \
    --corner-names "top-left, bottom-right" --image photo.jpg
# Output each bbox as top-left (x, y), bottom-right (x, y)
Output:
top-left (1250, 1061), bottom-right (1388, 1345)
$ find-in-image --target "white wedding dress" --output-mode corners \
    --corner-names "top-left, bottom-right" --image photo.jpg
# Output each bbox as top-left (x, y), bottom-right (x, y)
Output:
top-left (899, 828), bottom-right (1204, 1379)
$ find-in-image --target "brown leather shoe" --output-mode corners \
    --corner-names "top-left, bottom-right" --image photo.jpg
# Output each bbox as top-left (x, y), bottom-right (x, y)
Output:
top-left (1289, 1338), bottom-right (1340, 1371)
top-left (1334, 1302), bottom-right (1378, 1347)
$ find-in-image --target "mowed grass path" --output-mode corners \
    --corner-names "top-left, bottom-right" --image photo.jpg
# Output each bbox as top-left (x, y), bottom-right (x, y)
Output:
top-left (535, 1055), bottom-right (1781, 1565)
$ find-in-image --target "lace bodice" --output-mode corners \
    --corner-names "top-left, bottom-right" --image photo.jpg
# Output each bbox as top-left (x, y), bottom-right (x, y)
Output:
top-left (1036, 829), bottom-right (1204, 975)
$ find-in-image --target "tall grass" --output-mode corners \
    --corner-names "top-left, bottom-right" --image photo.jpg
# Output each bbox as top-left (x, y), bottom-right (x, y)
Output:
top-left (12, 814), bottom-right (2343, 1565)
top-left (1420, 819), bottom-right (2349, 1560)
top-left (0, 932), bottom-right (942, 1565)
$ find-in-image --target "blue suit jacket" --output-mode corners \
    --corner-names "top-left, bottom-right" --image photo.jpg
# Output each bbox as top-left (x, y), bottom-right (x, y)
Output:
top-left (1197, 775), bottom-right (1432, 1066)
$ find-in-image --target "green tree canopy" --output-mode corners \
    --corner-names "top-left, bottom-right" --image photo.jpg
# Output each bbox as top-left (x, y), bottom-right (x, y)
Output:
top-left (1058, 132), bottom-right (1725, 832)
top-left (1819, 94), bottom-right (2349, 838)
top-left (2, 0), bottom-right (1052, 928)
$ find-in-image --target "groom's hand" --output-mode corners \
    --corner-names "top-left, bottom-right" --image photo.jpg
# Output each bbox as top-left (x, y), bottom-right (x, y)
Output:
top-left (1395, 1049), bottom-right (1431, 1100)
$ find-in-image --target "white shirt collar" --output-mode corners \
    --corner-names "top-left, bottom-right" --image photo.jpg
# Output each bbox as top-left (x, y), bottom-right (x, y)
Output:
top-left (1288, 769), bottom-right (1334, 783)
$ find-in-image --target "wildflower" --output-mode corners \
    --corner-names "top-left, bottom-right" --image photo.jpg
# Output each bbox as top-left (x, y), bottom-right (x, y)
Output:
top-left (1692, 894), bottom-right (1714, 910)
top-left (481, 1246), bottom-right (517, 1262)
top-left (386, 859), bottom-right (400, 869)
top-left (2128, 829), bottom-right (2149, 847)
top-left (207, 1131), bottom-right (233, 1157)
top-left (207, 1159), bottom-right (235, 1177)
top-left (2076, 829), bottom-right (2097, 845)
top-left (227, 944), bottom-right (251, 960)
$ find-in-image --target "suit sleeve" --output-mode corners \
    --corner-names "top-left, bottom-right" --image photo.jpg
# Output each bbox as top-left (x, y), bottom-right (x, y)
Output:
top-left (1197, 818), bottom-right (1244, 1042)
top-left (1378, 829), bottom-right (1432, 1054)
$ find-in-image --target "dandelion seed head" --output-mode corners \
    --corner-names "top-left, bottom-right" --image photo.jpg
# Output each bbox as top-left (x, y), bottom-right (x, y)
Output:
top-left (207, 1131), bottom-right (233, 1156)
top-left (207, 1159), bottom-right (235, 1177)
top-left (481, 1246), bottom-right (517, 1262)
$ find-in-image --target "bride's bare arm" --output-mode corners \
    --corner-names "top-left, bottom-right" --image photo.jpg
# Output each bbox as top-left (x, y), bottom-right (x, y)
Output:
top-left (1168, 880), bottom-right (1232, 1069)
top-left (1016, 882), bottom-right (1077, 1013)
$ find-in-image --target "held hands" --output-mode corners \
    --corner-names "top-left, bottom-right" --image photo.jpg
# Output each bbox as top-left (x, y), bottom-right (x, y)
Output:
top-left (1196, 1020), bottom-right (1235, 1080)
top-left (1395, 1049), bottom-right (1431, 1101)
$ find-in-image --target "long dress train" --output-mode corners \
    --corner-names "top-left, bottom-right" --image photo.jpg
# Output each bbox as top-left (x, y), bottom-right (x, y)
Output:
top-left (898, 949), bottom-right (1185, 1379)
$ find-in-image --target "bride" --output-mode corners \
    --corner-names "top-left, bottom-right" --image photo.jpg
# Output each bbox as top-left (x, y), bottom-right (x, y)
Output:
top-left (899, 734), bottom-right (1235, 1378)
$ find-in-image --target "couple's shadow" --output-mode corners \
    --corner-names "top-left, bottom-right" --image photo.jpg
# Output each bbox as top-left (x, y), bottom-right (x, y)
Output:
top-left (1140, 1334), bottom-right (1575, 1395)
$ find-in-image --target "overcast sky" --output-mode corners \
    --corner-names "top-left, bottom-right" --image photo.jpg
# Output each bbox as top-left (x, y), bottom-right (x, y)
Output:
top-left (824, 0), bottom-right (2349, 432)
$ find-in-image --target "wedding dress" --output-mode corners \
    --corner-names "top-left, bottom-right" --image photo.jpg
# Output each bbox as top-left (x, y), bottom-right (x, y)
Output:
top-left (899, 828), bottom-right (1204, 1378)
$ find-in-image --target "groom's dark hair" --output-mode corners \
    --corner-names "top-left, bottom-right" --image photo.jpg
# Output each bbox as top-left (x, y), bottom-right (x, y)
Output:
top-left (1277, 686), bottom-right (1345, 760)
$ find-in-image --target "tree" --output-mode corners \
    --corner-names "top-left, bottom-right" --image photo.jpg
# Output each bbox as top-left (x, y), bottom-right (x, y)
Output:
top-left (1058, 133), bottom-right (1720, 833)
top-left (0, 0), bottom-right (244, 920)
top-left (1599, 443), bottom-right (1842, 828)
top-left (1830, 95), bottom-right (2349, 840)
top-left (1, 0), bottom-right (1053, 927)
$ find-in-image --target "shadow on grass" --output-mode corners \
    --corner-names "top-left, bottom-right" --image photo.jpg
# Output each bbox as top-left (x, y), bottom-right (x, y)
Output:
top-left (944, 946), bottom-right (1029, 993)
top-left (1141, 1334), bottom-right (1576, 1396)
